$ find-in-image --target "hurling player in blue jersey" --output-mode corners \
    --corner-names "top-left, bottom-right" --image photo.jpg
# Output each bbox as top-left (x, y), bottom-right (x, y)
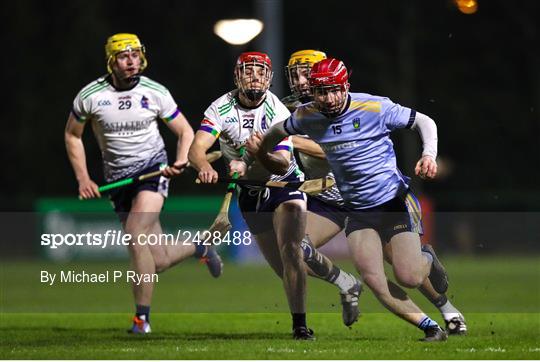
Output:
top-left (281, 51), bottom-right (466, 336)
top-left (257, 58), bottom-right (451, 341)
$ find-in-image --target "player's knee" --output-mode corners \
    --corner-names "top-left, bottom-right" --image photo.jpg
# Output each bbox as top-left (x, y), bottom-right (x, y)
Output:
top-left (154, 259), bottom-right (170, 273)
top-left (393, 268), bottom-right (423, 288)
top-left (279, 201), bottom-right (305, 217)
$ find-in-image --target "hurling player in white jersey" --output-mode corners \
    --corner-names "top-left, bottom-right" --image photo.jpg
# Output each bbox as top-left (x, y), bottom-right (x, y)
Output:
top-left (65, 33), bottom-right (223, 334)
top-left (189, 52), bottom-right (314, 340)
top-left (259, 57), bottom-right (455, 341)
top-left (283, 50), bottom-right (467, 336)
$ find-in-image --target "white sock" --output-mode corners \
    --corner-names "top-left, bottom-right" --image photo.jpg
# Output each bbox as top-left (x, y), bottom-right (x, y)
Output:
top-left (333, 270), bottom-right (357, 293)
top-left (438, 300), bottom-right (462, 321)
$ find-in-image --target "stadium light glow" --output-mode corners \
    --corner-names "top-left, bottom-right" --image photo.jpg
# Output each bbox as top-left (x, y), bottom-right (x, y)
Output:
top-left (213, 19), bottom-right (264, 45)
top-left (455, 0), bottom-right (478, 14)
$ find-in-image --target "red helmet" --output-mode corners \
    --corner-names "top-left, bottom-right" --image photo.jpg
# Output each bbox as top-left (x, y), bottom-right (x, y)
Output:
top-left (309, 58), bottom-right (348, 87)
top-left (234, 52), bottom-right (273, 102)
top-left (309, 58), bottom-right (349, 116)
top-left (236, 51), bottom-right (272, 70)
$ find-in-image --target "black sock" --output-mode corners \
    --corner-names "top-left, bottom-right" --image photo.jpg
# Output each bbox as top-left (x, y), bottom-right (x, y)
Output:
top-left (136, 304), bottom-right (150, 323)
top-left (292, 313), bottom-right (306, 329)
top-left (433, 294), bottom-right (448, 308)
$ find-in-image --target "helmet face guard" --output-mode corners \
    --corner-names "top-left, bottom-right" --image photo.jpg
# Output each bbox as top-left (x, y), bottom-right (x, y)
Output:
top-left (105, 33), bottom-right (147, 75)
top-left (311, 84), bottom-right (349, 116)
top-left (234, 52), bottom-right (273, 102)
top-left (285, 50), bottom-right (326, 103)
top-left (309, 58), bottom-right (349, 117)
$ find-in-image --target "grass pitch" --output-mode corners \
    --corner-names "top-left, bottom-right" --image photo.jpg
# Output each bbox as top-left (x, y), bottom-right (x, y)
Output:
top-left (1, 256), bottom-right (539, 359)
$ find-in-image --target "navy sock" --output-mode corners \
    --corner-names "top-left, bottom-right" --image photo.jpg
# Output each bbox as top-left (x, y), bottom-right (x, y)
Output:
top-left (326, 266), bottom-right (341, 283)
top-left (136, 304), bottom-right (150, 323)
top-left (417, 316), bottom-right (439, 331)
top-left (292, 313), bottom-right (306, 329)
top-left (194, 244), bottom-right (207, 258)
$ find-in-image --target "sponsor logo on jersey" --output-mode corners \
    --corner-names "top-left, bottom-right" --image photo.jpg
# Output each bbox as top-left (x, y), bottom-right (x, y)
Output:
top-left (102, 120), bottom-right (152, 133)
top-left (225, 116), bottom-right (238, 124)
top-left (320, 140), bottom-right (359, 152)
top-left (118, 95), bottom-right (132, 100)
top-left (98, 100), bottom-right (112, 106)
top-left (393, 224), bottom-right (408, 231)
top-left (353, 117), bottom-right (361, 130)
top-left (141, 95), bottom-right (149, 109)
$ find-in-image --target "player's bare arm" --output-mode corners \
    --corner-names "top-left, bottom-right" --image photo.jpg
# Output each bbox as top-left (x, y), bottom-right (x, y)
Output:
top-left (242, 131), bottom-right (288, 175)
top-left (162, 112), bottom-right (194, 178)
top-left (292, 136), bottom-right (326, 159)
top-left (64, 113), bottom-right (101, 199)
top-left (411, 112), bottom-right (438, 180)
top-left (188, 130), bottom-right (219, 183)
top-left (256, 122), bottom-right (291, 175)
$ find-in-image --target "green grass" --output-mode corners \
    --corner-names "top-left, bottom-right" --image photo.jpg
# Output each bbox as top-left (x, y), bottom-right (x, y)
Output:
top-left (1, 256), bottom-right (539, 359)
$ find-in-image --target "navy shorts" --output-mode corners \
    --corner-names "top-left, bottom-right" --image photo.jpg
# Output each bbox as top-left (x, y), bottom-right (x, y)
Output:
top-left (345, 190), bottom-right (424, 243)
top-left (108, 163), bottom-right (169, 222)
top-left (237, 185), bottom-right (307, 234)
top-left (307, 195), bottom-right (348, 230)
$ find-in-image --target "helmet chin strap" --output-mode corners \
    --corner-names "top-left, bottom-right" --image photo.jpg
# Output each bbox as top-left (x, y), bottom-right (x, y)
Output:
top-left (244, 89), bottom-right (265, 102)
top-left (111, 68), bottom-right (141, 89)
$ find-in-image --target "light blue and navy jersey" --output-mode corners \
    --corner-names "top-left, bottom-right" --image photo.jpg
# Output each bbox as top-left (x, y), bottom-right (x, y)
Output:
top-left (283, 92), bottom-right (416, 209)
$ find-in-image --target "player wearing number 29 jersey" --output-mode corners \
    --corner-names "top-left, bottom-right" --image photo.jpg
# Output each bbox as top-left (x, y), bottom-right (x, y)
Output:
top-left (66, 33), bottom-right (223, 335)
top-left (72, 75), bottom-right (179, 182)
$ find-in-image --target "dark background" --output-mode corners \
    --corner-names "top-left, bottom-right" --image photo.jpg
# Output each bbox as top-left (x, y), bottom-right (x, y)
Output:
top-left (2, 0), bottom-right (539, 211)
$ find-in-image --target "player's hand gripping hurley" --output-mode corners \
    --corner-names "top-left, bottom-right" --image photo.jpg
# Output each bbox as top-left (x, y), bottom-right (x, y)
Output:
top-left (79, 151), bottom-right (222, 200)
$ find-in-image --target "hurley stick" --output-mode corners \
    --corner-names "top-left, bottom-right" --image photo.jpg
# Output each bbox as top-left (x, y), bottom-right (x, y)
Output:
top-left (79, 151), bottom-right (222, 199)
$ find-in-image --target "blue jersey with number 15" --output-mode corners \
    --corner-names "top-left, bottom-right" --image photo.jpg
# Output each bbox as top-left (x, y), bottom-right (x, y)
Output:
top-left (283, 92), bottom-right (417, 210)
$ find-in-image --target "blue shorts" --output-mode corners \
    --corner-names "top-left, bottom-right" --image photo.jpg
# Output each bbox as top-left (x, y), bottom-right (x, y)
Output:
top-left (345, 190), bottom-right (423, 243)
top-left (108, 163), bottom-right (169, 222)
top-left (307, 196), bottom-right (348, 230)
top-left (237, 185), bottom-right (307, 234)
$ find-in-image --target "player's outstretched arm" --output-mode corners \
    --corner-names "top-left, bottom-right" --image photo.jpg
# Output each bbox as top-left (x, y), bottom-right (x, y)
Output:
top-left (163, 112), bottom-right (195, 177)
top-left (188, 130), bottom-right (219, 183)
top-left (64, 113), bottom-right (101, 199)
top-left (411, 112), bottom-right (438, 179)
top-left (292, 136), bottom-right (326, 159)
top-left (256, 123), bottom-right (292, 175)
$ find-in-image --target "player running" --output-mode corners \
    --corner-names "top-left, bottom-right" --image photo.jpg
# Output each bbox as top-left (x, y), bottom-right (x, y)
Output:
top-left (282, 50), bottom-right (467, 335)
top-left (64, 33), bottom-right (223, 334)
top-left (258, 57), bottom-right (453, 341)
top-left (282, 50), bottom-right (362, 327)
top-left (188, 51), bottom-right (311, 339)
top-left (189, 51), bottom-right (362, 339)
